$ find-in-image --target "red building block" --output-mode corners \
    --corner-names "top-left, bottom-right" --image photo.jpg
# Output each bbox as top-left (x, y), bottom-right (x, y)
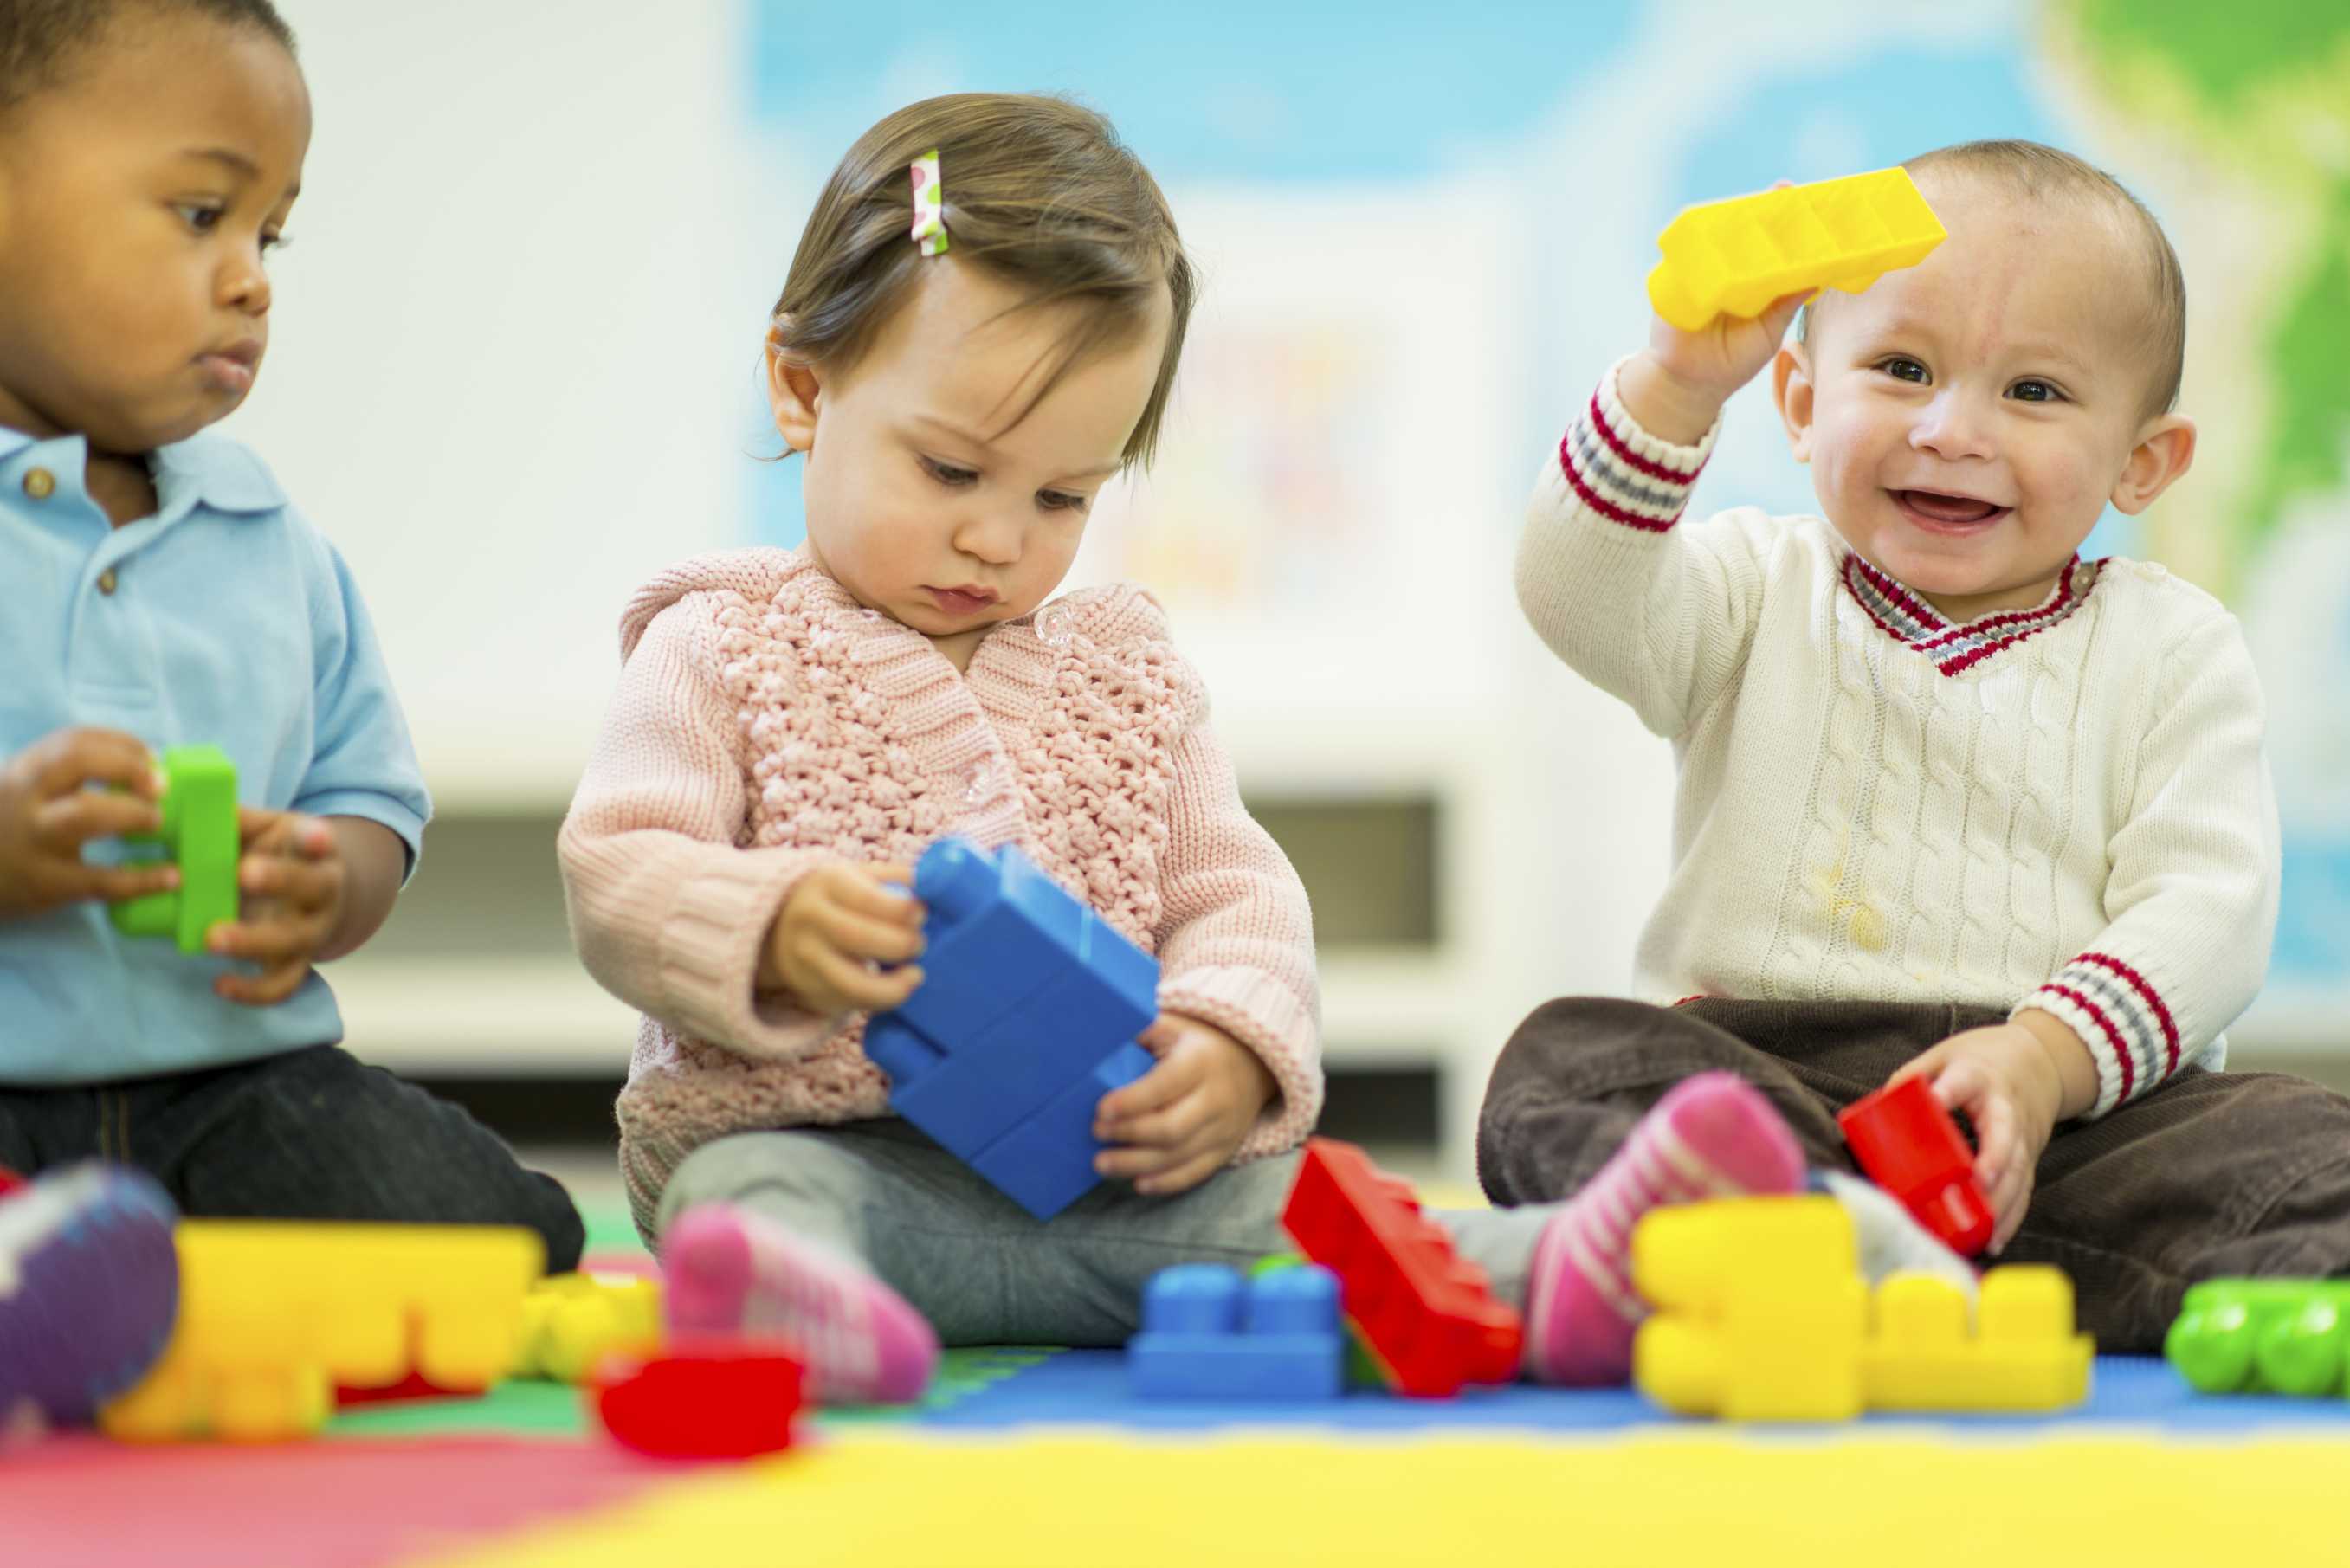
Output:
top-left (593, 1337), bottom-right (803, 1460)
top-left (1837, 1076), bottom-right (1995, 1257)
top-left (1279, 1139), bottom-right (1522, 1397)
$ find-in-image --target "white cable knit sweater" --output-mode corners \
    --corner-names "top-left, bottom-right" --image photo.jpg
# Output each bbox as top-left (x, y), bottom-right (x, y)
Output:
top-left (1520, 361), bottom-right (2280, 1117)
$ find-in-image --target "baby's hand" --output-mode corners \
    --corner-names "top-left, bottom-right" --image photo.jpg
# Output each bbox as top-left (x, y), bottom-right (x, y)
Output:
top-left (1092, 1014), bottom-right (1277, 1197)
top-left (207, 808), bottom-right (344, 1005)
top-left (759, 861), bottom-right (926, 1015)
top-left (1884, 1022), bottom-right (2066, 1253)
top-left (0, 727), bottom-right (179, 920)
top-left (1620, 179), bottom-right (1813, 444)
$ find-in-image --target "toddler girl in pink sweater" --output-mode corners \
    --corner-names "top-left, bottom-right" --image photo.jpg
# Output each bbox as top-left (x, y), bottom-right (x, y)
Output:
top-left (558, 93), bottom-right (1811, 1403)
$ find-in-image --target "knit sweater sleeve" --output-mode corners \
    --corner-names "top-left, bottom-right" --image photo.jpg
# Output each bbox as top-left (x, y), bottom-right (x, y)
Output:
top-left (558, 595), bottom-right (844, 1062)
top-left (1148, 658), bottom-right (1326, 1163)
top-left (1516, 355), bottom-right (1775, 739)
top-left (2013, 611), bottom-right (2280, 1117)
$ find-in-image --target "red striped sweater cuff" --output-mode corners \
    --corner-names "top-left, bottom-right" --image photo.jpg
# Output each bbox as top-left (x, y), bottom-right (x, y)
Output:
top-left (1555, 357), bottom-right (1720, 533)
top-left (2017, 952), bottom-right (2184, 1117)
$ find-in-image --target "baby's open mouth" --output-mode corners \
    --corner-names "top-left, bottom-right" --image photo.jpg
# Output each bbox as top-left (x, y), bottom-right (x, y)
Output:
top-left (1895, 490), bottom-right (2008, 526)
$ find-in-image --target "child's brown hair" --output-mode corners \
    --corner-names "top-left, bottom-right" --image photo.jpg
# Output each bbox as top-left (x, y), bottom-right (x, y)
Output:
top-left (771, 93), bottom-right (1195, 470)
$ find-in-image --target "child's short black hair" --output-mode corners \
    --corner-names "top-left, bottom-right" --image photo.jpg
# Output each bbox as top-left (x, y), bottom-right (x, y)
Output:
top-left (0, 0), bottom-right (295, 114)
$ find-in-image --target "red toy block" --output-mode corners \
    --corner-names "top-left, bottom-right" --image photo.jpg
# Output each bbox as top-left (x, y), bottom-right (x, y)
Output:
top-left (1837, 1076), bottom-right (1994, 1257)
top-left (592, 1336), bottom-right (803, 1459)
top-left (334, 1371), bottom-right (487, 1409)
top-left (1279, 1139), bottom-right (1522, 1397)
top-left (0, 1165), bottom-right (25, 1201)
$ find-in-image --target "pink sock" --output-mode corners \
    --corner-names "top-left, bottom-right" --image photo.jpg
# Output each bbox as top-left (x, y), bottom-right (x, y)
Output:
top-left (1522, 1072), bottom-right (1804, 1385)
top-left (662, 1204), bottom-right (939, 1406)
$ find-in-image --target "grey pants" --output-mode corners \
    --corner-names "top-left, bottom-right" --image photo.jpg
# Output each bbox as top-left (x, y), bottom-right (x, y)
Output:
top-left (1478, 996), bottom-right (2350, 1354)
top-left (657, 1118), bottom-right (1559, 1348)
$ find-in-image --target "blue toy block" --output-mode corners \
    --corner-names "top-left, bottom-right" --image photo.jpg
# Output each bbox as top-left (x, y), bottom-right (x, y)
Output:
top-left (863, 837), bottom-right (1160, 1220)
top-left (1130, 1263), bottom-right (1346, 1401)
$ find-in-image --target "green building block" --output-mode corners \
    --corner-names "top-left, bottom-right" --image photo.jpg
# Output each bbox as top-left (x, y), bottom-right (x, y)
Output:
top-left (108, 745), bottom-right (239, 954)
top-left (2165, 1279), bottom-right (2350, 1397)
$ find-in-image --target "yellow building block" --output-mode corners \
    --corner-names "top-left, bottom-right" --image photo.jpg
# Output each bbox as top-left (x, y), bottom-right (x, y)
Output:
top-left (1646, 167), bottom-right (1946, 332)
top-left (100, 1221), bottom-right (543, 1442)
top-left (1631, 1197), bottom-right (2094, 1422)
top-left (1863, 1267), bottom-right (2090, 1412)
top-left (1632, 1196), bottom-right (1867, 1422)
top-left (511, 1271), bottom-right (663, 1384)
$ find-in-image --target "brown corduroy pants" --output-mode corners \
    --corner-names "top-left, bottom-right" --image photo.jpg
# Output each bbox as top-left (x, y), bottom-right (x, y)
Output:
top-left (1477, 996), bottom-right (2350, 1352)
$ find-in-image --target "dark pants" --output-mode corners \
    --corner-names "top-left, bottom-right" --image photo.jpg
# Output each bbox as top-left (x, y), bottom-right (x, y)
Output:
top-left (1477, 997), bottom-right (2350, 1353)
top-left (0, 1044), bottom-right (584, 1274)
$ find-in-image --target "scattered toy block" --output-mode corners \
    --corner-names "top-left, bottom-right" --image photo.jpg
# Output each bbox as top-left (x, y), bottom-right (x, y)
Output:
top-left (594, 1336), bottom-right (802, 1459)
top-left (1647, 166), bottom-right (1945, 331)
top-left (511, 1271), bottom-right (664, 1384)
top-left (1838, 1076), bottom-right (1994, 1257)
top-left (863, 837), bottom-right (1158, 1220)
top-left (100, 1222), bottom-right (542, 1442)
top-left (108, 745), bottom-right (239, 954)
top-left (2166, 1279), bottom-right (2350, 1397)
top-left (1279, 1139), bottom-right (1521, 1397)
top-left (1130, 1263), bottom-right (1344, 1401)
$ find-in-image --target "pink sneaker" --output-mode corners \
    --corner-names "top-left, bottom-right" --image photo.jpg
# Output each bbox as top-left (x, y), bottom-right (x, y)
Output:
top-left (1523, 1072), bottom-right (1805, 1385)
top-left (662, 1204), bottom-right (938, 1405)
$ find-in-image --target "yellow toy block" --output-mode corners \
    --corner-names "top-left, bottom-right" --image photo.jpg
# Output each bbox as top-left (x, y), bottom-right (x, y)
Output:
top-left (100, 1221), bottom-right (543, 1442)
top-left (510, 1271), bottom-right (663, 1384)
top-left (1632, 1196), bottom-right (1868, 1421)
top-left (1632, 1197), bottom-right (2094, 1421)
top-left (1646, 167), bottom-right (1946, 332)
top-left (1863, 1266), bottom-right (2090, 1412)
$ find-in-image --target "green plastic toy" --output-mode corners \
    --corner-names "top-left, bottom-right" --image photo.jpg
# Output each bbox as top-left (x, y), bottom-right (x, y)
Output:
top-left (2165, 1279), bottom-right (2350, 1397)
top-left (109, 744), bottom-right (238, 954)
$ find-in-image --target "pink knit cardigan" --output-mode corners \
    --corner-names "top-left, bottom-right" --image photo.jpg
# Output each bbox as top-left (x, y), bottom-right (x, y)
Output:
top-left (558, 549), bottom-right (1324, 1229)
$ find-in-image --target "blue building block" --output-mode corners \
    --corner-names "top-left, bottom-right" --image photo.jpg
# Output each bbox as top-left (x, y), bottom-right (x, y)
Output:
top-left (1130, 1263), bottom-right (1346, 1401)
top-left (863, 837), bottom-right (1159, 1220)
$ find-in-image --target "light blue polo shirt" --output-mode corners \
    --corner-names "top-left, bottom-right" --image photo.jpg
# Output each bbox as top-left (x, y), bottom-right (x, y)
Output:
top-left (0, 427), bottom-right (430, 1084)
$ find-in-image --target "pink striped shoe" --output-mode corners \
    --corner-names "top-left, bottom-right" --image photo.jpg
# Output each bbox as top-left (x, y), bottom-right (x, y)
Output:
top-left (662, 1204), bottom-right (939, 1406)
top-left (1521, 1072), bottom-right (1805, 1385)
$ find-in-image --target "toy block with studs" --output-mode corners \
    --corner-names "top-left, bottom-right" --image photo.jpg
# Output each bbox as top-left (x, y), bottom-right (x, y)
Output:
top-left (1279, 1139), bottom-right (1521, 1397)
top-left (1647, 166), bottom-right (1946, 332)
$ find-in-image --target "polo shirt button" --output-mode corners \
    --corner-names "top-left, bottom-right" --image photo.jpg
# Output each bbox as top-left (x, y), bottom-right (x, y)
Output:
top-left (97, 569), bottom-right (118, 595)
top-left (22, 468), bottom-right (55, 500)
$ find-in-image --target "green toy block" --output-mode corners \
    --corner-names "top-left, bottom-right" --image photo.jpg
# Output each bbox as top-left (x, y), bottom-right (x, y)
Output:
top-left (2165, 1279), bottom-right (2350, 1397)
top-left (108, 745), bottom-right (239, 954)
top-left (1254, 1252), bottom-right (1386, 1389)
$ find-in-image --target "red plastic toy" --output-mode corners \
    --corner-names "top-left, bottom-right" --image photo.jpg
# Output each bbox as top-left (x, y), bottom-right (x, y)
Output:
top-left (1837, 1076), bottom-right (1995, 1257)
top-left (0, 1165), bottom-right (24, 1201)
top-left (593, 1337), bottom-right (804, 1459)
top-left (1279, 1139), bottom-right (1522, 1397)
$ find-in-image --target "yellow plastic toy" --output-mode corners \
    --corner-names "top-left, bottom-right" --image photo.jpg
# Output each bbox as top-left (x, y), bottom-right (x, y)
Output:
top-left (1646, 167), bottom-right (1946, 332)
top-left (1631, 1196), bottom-right (2091, 1421)
top-left (100, 1221), bottom-right (543, 1442)
top-left (510, 1271), bottom-right (663, 1384)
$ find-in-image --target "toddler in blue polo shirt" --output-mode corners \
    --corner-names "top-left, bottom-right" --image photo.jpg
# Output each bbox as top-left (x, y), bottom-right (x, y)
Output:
top-left (0, 0), bottom-right (581, 1296)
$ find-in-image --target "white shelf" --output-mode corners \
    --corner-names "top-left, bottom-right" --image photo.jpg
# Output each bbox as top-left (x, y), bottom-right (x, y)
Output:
top-left (332, 952), bottom-right (1462, 1076)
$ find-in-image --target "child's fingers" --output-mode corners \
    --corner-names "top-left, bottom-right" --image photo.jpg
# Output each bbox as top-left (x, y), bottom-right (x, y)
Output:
top-left (835, 867), bottom-right (925, 925)
top-left (33, 728), bottom-right (159, 801)
top-left (803, 945), bottom-right (922, 1012)
top-left (1970, 1092), bottom-right (2015, 1190)
top-left (1094, 1140), bottom-right (1185, 1182)
top-left (208, 909), bottom-right (330, 966)
top-left (816, 904), bottom-right (926, 965)
top-left (1135, 1147), bottom-right (1226, 1197)
top-left (215, 956), bottom-right (313, 1007)
top-left (34, 789), bottom-right (162, 849)
top-left (1099, 1090), bottom-right (1211, 1156)
top-left (240, 852), bottom-right (339, 911)
top-left (1095, 1049), bottom-right (1202, 1126)
top-left (77, 860), bottom-right (182, 904)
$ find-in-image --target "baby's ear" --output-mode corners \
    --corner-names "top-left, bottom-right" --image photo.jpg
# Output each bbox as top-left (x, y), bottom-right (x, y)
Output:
top-left (765, 320), bottom-right (822, 455)
top-left (1772, 343), bottom-right (1816, 462)
top-left (2110, 412), bottom-right (2196, 516)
